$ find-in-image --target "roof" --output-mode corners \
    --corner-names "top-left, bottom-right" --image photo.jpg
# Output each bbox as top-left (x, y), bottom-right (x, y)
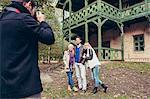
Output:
top-left (56, 0), bottom-right (143, 11)
top-left (56, 0), bottom-right (119, 11)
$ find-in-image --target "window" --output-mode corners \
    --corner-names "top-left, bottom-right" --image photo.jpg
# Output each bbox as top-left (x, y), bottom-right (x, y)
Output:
top-left (133, 34), bottom-right (144, 51)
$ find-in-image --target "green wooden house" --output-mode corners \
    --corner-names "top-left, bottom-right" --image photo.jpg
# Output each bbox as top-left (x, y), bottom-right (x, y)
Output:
top-left (56, 0), bottom-right (150, 62)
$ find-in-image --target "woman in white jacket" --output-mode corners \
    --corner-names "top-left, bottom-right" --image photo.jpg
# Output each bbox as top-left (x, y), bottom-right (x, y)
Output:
top-left (63, 44), bottom-right (78, 92)
top-left (82, 43), bottom-right (108, 94)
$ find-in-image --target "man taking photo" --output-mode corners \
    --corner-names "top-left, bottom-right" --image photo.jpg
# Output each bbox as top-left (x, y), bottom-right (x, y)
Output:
top-left (0, 0), bottom-right (55, 98)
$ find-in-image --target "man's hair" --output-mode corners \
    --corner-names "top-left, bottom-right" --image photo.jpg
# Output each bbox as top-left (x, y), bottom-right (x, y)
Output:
top-left (11, 0), bottom-right (29, 2)
top-left (11, 0), bottom-right (37, 7)
top-left (76, 36), bottom-right (82, 40)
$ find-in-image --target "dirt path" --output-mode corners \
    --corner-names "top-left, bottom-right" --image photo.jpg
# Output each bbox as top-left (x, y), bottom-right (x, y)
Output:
top-left (39, 62), bottom-right (150, 99)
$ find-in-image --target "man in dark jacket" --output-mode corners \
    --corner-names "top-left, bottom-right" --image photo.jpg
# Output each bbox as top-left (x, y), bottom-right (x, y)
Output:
top-left (74, 36), bottom-right (87, 93)
top-left (0, 0), bottom-right (55, 98)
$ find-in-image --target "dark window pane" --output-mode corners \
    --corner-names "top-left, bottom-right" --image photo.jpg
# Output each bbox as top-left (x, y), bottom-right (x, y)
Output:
top-left (140, 36), bottom-right (144, 40)
top-left (135, 42), bottom-right (138, 46)
top-left (135, 47), bottom-right (138, 51)
top-left (134, 37), bottom-right (138, 41)
top-left (133, 34), bottom-right (144, 51)
top-left (140, 42), bottom-right (144, 46)
top-left (106, 53), bottom-right (108, 56)
top-left (140, 47), bottom-right (144, 51)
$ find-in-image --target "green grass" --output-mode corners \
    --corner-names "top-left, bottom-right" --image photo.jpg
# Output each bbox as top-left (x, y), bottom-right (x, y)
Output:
top-left (42, 82), bottom-right (131, 99)
top-left (42, 83), bottom-right (72, 99)
top-left (42, 62), bottom-right (150, 99)
top-left (105, 61), bottom-right (150, 74)
top-left (42, 82), bottom-right (149, 99)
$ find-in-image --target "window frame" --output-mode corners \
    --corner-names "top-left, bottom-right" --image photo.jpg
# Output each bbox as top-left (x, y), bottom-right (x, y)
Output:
top-left (133, 34), bottom-right (145, 52)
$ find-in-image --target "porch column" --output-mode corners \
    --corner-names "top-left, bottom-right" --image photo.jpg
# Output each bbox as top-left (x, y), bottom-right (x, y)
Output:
top-left (61, 34), bottom-right (64, 56)
top-left (145, 0), bottom-right (149, 20)
top-left (145, 0), bottom-right (148, 8)
top-left (62, 3), bottom-right (65, 53)
top-left (147, 16), bottom-right (150, 32)
top-left (85, 0), bottom-right (88, 42)
top-left (98, 18), bottom-right (102, 60)
top-left (119, 0), bottom-right (122, 10)
top-left (85, 0), bottom-right (88, 6)
top-left (85, 22), bottom-right (88, 42)
top-left (69, 30), bottom-right (71, 42)
top-left (120, 24), bottom-right (124, 61)
top-left (69, 0), bottom-right (72, 42)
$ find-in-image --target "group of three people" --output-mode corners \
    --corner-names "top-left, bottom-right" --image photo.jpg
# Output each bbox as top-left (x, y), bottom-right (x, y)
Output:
top-left (63, 36), bottom-right (108, 94)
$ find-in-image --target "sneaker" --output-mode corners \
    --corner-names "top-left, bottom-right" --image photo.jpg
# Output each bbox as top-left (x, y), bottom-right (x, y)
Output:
top-left (72, 87), bottom-right (78, 92)
top-left (67, 85), bottom-right (72, 91)
top-left (80, 90), bottom-right (86, 95)
top-left (92, 87), bottom-right (98, 94)
top-left (78, 87), bottom-right (82, 91)
top-left (83, 90), bottom-right (86, 93)
top-left (101, 84), bottom-right (108, 93)
top-left (79, 88), bottom-right (82, 90)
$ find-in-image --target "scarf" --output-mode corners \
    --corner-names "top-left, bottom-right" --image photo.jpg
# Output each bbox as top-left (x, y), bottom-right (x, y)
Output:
top-left (69, 51), bottom-right (75, 66)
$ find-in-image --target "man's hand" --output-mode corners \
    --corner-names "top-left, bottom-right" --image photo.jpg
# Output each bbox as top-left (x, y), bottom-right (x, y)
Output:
top-left (36, 11), bottom-right (45, 22)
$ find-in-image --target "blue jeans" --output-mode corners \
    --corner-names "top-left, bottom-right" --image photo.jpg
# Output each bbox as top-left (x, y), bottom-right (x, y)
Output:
top-left (91, 65), bottom-right (102, 87)
top-left (66, 71), bottom-right (74, 88)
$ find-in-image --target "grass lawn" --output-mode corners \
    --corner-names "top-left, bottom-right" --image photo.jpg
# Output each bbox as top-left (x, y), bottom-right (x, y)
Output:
top-left (105, 61), bottom-right (150, 73)
top-left (40, 62), bottom-right (150, 99)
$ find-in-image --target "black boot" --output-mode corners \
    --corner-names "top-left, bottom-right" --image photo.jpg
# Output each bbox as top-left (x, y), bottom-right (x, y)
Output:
top-left (101, 84), bottom-right (108, 93)
top-left (92, 87), bottom-right (98, 94)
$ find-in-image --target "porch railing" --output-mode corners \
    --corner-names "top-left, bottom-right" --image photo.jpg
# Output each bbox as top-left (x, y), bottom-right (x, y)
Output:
top-left (63, 1), bottom-right (149, 30)
top-left (94, 47), bottom-right (122, 61)
top-left (122, 2), bottom-right (148, 21)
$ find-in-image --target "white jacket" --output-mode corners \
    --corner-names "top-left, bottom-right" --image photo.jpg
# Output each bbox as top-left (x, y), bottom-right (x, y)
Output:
top-left (63, 50), bottom-right (75, 72)
top-left (86, 48), bottom-right (101, 69)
